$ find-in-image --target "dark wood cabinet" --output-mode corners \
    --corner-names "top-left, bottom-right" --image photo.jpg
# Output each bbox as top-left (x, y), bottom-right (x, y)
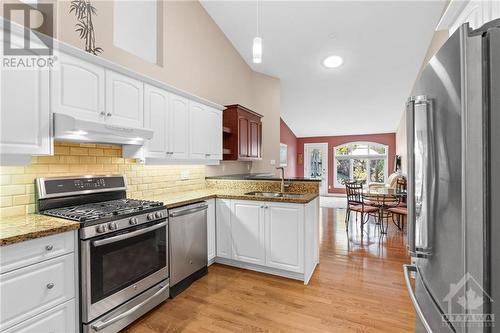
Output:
top-left (223, 104), bottom-right (263, 161)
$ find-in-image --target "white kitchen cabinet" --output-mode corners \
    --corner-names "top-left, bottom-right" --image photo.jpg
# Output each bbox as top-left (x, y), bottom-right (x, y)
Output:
top-left (230, 200), bottom-right (266, 265)
top-left (189, 101), bottom-right (222, 161)
top-left (1, 32), bottom-right (51, 158)
top-left (144, 85), bottom-right (169, 158)
top-left (169, 94), bottom-right (190, 159)
top-left (105, 70), bottom-right (144, 128)
top-left (448, 0), bottom-right (500, 35)
top-left (216, 199), bottom-right (232, 259)
top-left (0, 231), bottom-right (78, 332)
top-left (215, 198), bottom-right (319, 284)
top-left (1, 299), bottom-right (76, 333)
top-left (265, 202), bottom-right (304, 273)
top-left (51, 53), bottom-right (105, 122)
top-left (0, 253), bottom-right (75, 330)
top-left (207, 199), bottom-right (216, 264)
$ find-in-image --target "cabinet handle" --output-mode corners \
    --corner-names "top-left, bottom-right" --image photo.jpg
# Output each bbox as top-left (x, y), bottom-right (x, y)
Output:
top-left (106, 112), bottom-right (112, 117)
top-left (260, 206), bottom-right (264, 208)
top-left (100, 111), bottom-right (105, 116)
top-left (45, 245), bottom-right (53, 251)
top-left (46, 283), bottom-right (55, 289)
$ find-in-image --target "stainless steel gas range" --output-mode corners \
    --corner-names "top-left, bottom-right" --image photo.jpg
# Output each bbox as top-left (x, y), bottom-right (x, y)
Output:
top-left (36, 175), bottom-right (169, 333)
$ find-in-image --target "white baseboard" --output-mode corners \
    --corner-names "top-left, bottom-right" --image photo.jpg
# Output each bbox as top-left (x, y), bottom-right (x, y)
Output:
top-left (214, 257), bottom-right (306, 282)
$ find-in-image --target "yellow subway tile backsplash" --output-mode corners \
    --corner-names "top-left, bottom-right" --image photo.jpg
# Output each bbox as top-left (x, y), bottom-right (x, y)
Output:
top-left (0, 142), bottom-right (206, 217)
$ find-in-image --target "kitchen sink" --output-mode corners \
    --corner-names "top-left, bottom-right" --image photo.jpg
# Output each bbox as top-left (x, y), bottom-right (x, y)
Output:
top-left (244, 191), bottom-right (305, 199)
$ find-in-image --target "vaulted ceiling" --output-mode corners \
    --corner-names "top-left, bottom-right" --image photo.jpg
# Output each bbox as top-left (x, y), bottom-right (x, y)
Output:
top-left (201, 1), bottom-right (447, 137)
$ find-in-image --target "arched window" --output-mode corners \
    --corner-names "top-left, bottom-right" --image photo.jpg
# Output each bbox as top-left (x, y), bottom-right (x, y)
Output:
top-left (334, 142), bottom-right (388, 187)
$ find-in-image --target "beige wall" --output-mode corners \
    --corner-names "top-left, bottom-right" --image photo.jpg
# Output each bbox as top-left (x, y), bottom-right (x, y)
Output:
top-left (2, 0), bottom-right (281, 175)
top-left (395, 29), bottom-right (449, 173)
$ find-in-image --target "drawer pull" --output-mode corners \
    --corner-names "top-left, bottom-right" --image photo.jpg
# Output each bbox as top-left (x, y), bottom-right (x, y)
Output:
top-left (46, 283), bottom-right (55, 289)
top-left (45, 245), bottom-right (53, 251)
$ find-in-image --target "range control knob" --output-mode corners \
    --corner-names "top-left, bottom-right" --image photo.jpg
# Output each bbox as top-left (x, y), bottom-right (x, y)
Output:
top-left (129, 217), bottom-right (138, 225)
top-left (155, 212), bottom-right (163, 218)
top-left (95, 224), bottom-right (107, 233)
top-left (108, 222), bottom-right (118, 230)
top-left (147, 213), bottom-right (154, 220)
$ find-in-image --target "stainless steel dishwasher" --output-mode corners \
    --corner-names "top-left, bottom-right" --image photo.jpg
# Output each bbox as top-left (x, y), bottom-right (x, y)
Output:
top-left (168, 201), bottom-right (208, 297)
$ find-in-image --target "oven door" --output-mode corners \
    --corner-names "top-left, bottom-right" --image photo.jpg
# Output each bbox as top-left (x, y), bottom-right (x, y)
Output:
top-left (81, 219), bottom-right (168, 323)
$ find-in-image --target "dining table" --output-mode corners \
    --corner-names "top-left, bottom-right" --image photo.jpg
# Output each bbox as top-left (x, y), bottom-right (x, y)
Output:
top-left (362, 187), bottom-right (407, 234)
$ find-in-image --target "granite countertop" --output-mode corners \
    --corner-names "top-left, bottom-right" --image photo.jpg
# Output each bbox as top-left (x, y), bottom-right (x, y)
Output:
top-left (206, 173), bottom-right (322, 182)
top-left (0, 189), bottom-right (318, 246)
top-left (144, 189), bottom-right (319, 209)
top-left (0, 214), bottom-right (80, 246)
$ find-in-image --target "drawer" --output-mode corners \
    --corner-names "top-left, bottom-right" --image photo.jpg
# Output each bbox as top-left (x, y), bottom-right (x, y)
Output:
top-left (0, 253), bottom-right (75, 330)
top-left (0, 231), bottom-right (75, 274)
top-left (1, 299), bottom-right (76, 333)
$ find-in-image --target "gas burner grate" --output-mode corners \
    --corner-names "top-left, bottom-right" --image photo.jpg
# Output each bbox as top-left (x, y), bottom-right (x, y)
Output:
top-left (42, 199), bottom-right (163, 222)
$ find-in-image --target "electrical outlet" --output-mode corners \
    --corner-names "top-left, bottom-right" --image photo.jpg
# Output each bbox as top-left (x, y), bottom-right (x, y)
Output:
top-left (247, 164), bottom-right (251, 170)
top-left (270, 160), bottom-right (276, 165)
top-left (180, 170), bottom-right (190, 180)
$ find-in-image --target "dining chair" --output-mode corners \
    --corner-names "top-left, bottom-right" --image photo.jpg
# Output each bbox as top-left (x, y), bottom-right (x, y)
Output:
top-left (387, 177), bottom-right (408, 231)
top-left (344, 182), bottom-right (378, 233)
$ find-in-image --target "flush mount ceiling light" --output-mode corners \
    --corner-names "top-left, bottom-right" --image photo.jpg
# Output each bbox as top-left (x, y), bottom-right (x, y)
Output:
top-left (252, 0), bottom-right (262, 63)
top-left (323, 55), bottom-right (343, 68)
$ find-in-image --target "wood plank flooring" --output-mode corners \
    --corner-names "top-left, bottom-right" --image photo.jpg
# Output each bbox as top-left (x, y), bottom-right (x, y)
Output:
top-left (125, 206), bottom-right (415, 333)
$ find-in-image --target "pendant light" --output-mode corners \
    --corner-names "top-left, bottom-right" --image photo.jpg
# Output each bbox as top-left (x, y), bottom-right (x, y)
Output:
top-left (252, 0), bottom-right (262, 63)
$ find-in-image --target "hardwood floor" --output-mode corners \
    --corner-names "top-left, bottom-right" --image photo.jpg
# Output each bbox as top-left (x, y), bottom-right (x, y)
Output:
top-left (125, 207), bottom-right (415, 333)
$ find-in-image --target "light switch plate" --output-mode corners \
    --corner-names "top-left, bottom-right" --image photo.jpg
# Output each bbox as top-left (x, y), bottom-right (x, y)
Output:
top-left (270, 160), bottom-right (276, 165)
top-left (180, 170), bottom-right (190, 180)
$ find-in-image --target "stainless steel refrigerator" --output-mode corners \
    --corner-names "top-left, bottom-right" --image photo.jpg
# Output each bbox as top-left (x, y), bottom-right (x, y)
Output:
top-left (404, 19), bottom-right (500, 333)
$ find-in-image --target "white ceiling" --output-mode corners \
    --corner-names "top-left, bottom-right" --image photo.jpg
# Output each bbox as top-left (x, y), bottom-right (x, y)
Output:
top-left (201, 0), bottom-right (447, 137)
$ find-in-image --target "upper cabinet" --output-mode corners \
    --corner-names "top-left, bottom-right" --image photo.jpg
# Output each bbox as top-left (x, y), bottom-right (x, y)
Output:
top-left (223, 104), bottom-right (262, 161)
top-left (189, 102), bottom-right (222, 162)
top-left (0, 33), bottom-right (52, 160)
top-left (105, 71), bottom-right (144, 128)
top-left (440, 0), bottom-right (500, 35)
top-left (144, 86), bottom-right (190, 160)
top-left (51, 53), bottom-right (105, 122)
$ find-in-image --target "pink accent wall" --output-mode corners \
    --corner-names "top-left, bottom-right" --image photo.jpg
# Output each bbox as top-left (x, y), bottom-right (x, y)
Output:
top-left (280, 118), bottom-right (298, 177)
top-left (297, 133), bottom-right (396, 194)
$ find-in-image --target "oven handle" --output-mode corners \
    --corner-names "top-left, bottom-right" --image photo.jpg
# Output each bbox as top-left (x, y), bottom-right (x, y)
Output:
top-left (92, 221), bottom-right (167, 247)
top-left (90, 282), bottom-right (169, 331)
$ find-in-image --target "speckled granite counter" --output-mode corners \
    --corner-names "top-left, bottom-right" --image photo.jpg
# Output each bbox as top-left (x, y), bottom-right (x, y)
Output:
top-left (142, 188), bottom-right (319, 209)
top-left (0, 214), bottom-right (80, 246)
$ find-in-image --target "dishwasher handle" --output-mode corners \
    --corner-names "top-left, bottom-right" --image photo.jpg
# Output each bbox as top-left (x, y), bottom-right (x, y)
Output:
top-left (169, 202), bottom-right (208, 218)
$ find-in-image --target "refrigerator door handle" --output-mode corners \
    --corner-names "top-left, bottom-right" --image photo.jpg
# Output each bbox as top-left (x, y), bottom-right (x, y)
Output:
top-left (406, 97), bottom-right (417, 255)
top-left (403, 264), bottom-right (434, 333)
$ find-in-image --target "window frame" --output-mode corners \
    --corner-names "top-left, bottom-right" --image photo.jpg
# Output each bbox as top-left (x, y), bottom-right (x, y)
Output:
top-left (333, 141), bottom-right (389, 187)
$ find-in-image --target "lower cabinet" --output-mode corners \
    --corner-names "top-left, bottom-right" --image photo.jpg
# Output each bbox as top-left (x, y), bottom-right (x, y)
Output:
top-left (230, 200), bottom-right (265, 265)
top-left (265, 203), bottom-right (304, 273)
top-left (207, 199), bottom-right (216, 264)
top-left (0, 231), bottom-right (78, 333)
top-left (215, 198), bottom-right (318, 283)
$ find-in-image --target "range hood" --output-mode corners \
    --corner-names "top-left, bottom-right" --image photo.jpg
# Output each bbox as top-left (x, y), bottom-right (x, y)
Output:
top-left (53, 113), bottom-right (154, 145)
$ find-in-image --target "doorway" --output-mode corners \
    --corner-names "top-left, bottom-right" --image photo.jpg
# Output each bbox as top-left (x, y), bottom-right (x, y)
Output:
top-left (304, 143), bottom-right (328, 195)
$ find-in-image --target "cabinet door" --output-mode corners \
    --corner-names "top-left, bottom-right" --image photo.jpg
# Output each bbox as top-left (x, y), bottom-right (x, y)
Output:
top-left (169, 94), bottom-right (189, 159)
top-left (105, 70), bottom-right (144, 128)
top-left (51, 53), bottom-right (105, 122)
top-left (238, 117), bottom-right (249, 158)
top-left (189, 101), bottom-right (209, 159)
top-left (249, 120), bottom-right (260, 158)
top-left (2, 299), bottom-right (76, 333)
top-left (144, 85), bottom-right (169, 158)
top-left (216, 199), bottom-right (232, 259)
top-left (207, 199), bottom-right (216, 263)
top-left (1, 67), bottom-right (51, 156)
top-left (265, 203), bottom-right (304, 273)
top-left (0, 253), bottom-right (75, 330)
top-left (207, 107), bottom-right (222, 160)
top-left (231, 200), bottom-right (265, 265)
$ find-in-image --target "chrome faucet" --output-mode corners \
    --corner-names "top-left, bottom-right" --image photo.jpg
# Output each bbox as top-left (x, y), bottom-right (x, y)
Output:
top-left (276, 167), bottom-right (285, 193)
